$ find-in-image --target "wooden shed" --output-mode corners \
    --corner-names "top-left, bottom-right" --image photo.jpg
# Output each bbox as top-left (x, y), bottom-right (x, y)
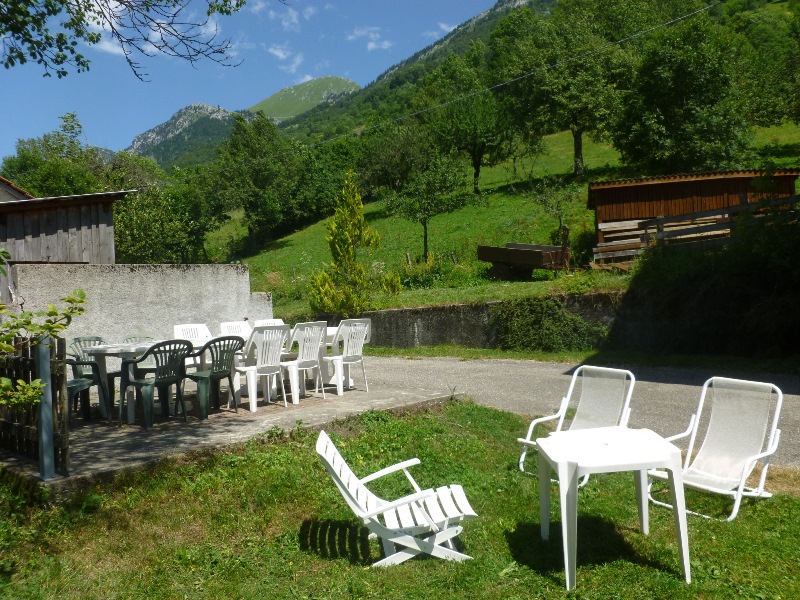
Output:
top-left (0, 188), bottom-right (134, 266)
top-left (587, 170), bottom-right (800, 263)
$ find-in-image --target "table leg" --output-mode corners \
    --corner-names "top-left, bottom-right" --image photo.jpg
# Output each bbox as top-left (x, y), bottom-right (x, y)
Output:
top-left (558, 461), bottom-right (579, 591)
top-left (538, 452), bottom-right (552, 540)
top-left (94, 357), bottom-right (111, 420)
top-left (634, 469), bottom-right (649, 535)
top-left (667, 468), bottom-right (691, 584)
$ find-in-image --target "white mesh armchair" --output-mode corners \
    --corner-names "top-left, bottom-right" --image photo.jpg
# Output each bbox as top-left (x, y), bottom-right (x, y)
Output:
top-left (648, 376), bottom-right (783, 521)
top-left (518, 365), bottom-right (636, 481)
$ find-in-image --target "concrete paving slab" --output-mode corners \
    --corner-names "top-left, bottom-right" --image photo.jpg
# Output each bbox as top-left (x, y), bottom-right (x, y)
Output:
top-left (2, 356), bottom-right (798, 499)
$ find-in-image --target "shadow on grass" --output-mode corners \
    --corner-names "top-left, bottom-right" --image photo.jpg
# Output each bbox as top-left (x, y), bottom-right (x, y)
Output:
top-left (299, 519), bottom-right (373, 565)
top-left (506, 516), bottom-right (675, 584)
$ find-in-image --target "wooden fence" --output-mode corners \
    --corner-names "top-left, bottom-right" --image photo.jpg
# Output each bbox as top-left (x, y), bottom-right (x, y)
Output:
top-left (592, 194), bottom-right (800, 264)
top-left (0, 337), bottom-right (70, 477)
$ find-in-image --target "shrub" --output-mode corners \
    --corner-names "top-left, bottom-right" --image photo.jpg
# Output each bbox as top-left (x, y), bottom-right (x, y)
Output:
top-left (489, 295), bottom-right (607, 352)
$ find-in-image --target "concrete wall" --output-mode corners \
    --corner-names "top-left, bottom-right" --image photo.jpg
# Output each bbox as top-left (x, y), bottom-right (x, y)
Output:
top-left (359, 293), bottom-right (624, 349)
top-left (6, 264), bottom-right (272, 343)
top-left (363, 303), bottom-right (501, 348)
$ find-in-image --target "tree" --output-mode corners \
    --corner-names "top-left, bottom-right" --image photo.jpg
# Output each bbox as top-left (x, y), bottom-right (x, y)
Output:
top-left (414, 42), bottom-right (512, 194)
top-left (612, 15), bottom-right (751, 172)
top-left (386, 155), bottom-right (470, 262)
top-left (359, 123), bottom-right (436, 199)
top-left (0, 1), bottom-right (281, 79)
top-left (309, 172), bottom-right (400, 318)
top-left (488, 0), bottom-right (666, 178)
top-left (206, 112), bottom-right (302, 243)
top-left (0, 113), bottom-right (105, 196)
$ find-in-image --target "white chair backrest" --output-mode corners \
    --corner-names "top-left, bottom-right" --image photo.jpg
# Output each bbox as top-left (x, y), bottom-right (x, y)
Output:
top-left (220, 321), bottom-right (253, 337)
top-left (254, 318), bottom-right (285, 327)
top-left (253, 325), bottom-right (290, 369)
top-left (561, 365), bottom-right (635, 431)
top-left (174, 323), bottom-right (212, 340)
top-left (338, 319), bottom-right (371, 358)
top-left (687, 377), bottom-right (782, 488)
top-left (316, 430), bottom-right (380, 518)
top-left (292, 321), bottom-right (327, 362)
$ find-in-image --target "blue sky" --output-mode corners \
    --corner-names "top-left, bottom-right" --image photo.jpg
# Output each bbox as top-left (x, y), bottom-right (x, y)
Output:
top-left (1, 0), bottom-right (497, 161)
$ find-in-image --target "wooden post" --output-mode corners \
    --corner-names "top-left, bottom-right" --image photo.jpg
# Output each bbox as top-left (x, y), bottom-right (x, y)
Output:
top-left (36, 336), bottom-right (55, 480)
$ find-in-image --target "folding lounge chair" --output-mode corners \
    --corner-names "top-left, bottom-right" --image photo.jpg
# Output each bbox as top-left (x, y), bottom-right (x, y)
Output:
top-left (648, 376), bottom-right (783, 521)
top-left (316, 430), bottom-right (477, 567)
top-left (518, 365), bottom-right (635, 485)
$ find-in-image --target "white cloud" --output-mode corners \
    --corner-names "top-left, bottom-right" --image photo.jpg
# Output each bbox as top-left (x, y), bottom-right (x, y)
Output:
top-left (279, 53), bottom-right (304, 74)
top-left (347, 26), bottom-right (381, 42)
top-left (269, 7), bottom-right (300, 32)
top-left (303, 7), bottom-right (317, 20)
top-left (268, 43), bottom-right (292, 60)
top-left (249, 1), bottom-right (267, 15)
top-left (367, 40), bottom-right (393, 52)
top-left (295, 74), bottom-right (314, 84)
top-left (347, 25), bottom-right (393, 51)
top-left (439, 22), bottom-right (456, 33)
top-left (423, 22), bottom-right (457, 40)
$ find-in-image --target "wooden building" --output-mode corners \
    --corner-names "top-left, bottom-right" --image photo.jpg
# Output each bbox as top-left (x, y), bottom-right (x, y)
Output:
top-left (0, 177), bottom-right (135, 303)
top-left (587, 170), bottom-right (800, 263)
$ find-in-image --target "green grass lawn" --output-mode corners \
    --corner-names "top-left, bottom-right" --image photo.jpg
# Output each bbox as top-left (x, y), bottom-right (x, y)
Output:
top-left (204, 123), bottom-right (799, 321)
top-left (1, 401), bottom-right (798, 598)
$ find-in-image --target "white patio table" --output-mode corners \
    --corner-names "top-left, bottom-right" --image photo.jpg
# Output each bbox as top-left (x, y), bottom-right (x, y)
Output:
top-left (85, 340), bottom-right (204, 423)
top-left (537, 426), bottom-right (691, 591)
top-left (85, 341), bottom-right (161, 420)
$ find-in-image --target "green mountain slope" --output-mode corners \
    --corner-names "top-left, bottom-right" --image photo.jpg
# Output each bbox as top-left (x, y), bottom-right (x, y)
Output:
top-left (248, 76), bottom-right (360, 121)
top-left (280, 0), bottom-right (555, 141)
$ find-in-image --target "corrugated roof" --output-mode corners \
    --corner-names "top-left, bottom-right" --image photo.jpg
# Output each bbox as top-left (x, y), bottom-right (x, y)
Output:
top-left (589, 169), bottom-right (800, 190)
top-left (0, 189), bottom-right (137, 212)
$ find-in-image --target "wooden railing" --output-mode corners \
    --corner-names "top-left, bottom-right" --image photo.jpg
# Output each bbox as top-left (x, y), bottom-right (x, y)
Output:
top-left (0, 337), bottom-right (70, 478)
top-left (592, 194), bottom-right (800, 264)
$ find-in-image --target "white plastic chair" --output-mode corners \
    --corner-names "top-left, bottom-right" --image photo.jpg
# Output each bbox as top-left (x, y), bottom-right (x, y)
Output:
top-left (322, 318), bottom-right (371, 395)
top-left (648, 376), bottom-right (783, 521)
top-left (254, 318), bottom-right (285, 327)
top-left (518, 365), bottom-right (636, 484)
top-left (281, 321), bottom-right (327, 400)
top-left (220, 321), bottom-right (253, 338)
top-left (231, 324), bottom-right (290, 410)
top-left (173, 323), bottom-right (213, 371)
top-left (316, 430), bottom-right (477, 567)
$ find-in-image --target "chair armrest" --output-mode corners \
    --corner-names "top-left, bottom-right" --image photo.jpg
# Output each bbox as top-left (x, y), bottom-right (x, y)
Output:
top-left (664, 414), bottom-right (696, 443)
top-left (519, 412), bottom-right (561, 443)
top-left (361, 458), bottom-right (421, 485)
top-left (65, 358), bottom-right (101, 378)
top-left (360, 488), bottom-right (436, 520)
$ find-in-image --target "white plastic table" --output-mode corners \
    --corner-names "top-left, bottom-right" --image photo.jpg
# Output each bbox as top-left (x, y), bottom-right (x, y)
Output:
top-left (85, 341), bottom-right (160, 420)
top-left (536, 426), bottom-right (691, 590)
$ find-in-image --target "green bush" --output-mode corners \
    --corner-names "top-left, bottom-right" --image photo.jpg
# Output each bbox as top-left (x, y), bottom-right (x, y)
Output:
top-left (490, 295), bottom-right (607, 352)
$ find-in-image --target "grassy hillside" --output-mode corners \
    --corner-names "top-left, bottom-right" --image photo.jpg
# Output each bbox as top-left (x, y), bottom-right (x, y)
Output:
top-left (206, 123), bottom-right (800, 320)
top-left (248, 76), bottom-right (360, 121)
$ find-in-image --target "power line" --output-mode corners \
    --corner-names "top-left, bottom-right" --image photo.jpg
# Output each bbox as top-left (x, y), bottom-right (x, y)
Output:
top-left (155, 1), bottom-right (722, 187)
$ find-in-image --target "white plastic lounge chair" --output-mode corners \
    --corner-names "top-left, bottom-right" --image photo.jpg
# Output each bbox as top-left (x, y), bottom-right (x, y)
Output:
top-left (316, 430), bottom-right (477, 567)
top-left (518, 365), bottom-right (635, 484)
top-left (322, 318), bottom-right (371, 395)
top-left (648, 376), bottom-right (783, 521)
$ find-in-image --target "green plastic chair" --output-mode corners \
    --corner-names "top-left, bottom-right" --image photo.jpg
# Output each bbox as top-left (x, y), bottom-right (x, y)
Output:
top-left (66, 377), bottom-right (94, 421)
top-left (119, 339), bottom-right (192, 428)
top-left (67, 336), bottom-right (119, 420)
top-left (184, 336), bottom-right (245, 419)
